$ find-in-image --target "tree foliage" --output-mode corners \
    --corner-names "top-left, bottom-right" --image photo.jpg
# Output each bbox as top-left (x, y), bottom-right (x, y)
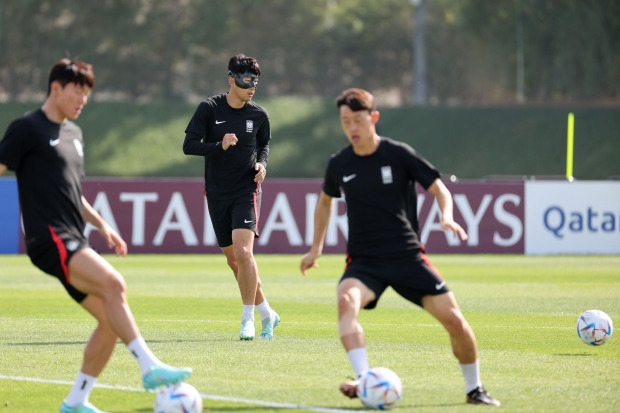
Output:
top-left (0, 0), bottom-right (618, 104)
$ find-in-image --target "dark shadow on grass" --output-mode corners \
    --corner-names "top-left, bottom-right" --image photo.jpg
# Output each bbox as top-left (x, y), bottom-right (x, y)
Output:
top-left (7, 340), bottom-right (86, 346)
top-left (405, 402), bottom-right (463, 409)
top-left (555, 353), bottom-right (595, 357)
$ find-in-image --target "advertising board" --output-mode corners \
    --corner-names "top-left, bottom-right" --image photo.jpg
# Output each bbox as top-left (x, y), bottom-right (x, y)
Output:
top-left (525, 181), bottom-right (620, 254)
top-left (1, 177), bottom-right (616, 255)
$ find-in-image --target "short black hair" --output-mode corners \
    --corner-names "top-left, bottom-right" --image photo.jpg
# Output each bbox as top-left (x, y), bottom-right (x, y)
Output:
top-left (336, 88), bottom-right (376, 112)
top-left (47, 58), bottom-right (95, 96)
top-left (227, 54), bottom-right (261, 77)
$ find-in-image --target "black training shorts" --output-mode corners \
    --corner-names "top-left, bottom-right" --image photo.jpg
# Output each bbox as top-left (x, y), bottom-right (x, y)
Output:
top-left (207, 192), bottom-right (261, 248)
top-left (340, 251), bottom-right (450, 309)
top-left (27, 227), bottom-right (90, 303)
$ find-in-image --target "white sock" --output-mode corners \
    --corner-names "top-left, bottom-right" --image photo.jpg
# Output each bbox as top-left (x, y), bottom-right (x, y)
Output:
top-left (128, 337), bottom-right (162, 375)
top-left (460, 361), bottom-right (482, 393)
top-left (64, 371), bottom-right (96, 406)
top-left (347, 347), bottom-right (370, 378)
top-left (242, 304), bottom-right (255, 322)
top-left (256, 300), bottom-right (272, 320)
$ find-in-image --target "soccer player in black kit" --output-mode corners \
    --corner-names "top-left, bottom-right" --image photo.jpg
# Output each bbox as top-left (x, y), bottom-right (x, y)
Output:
top-left (300, 88), bottom-right (500, 406)
top-left (183, 54), bottom-right (279, 341)
top-left (0, 59), bottom-right (191, 413)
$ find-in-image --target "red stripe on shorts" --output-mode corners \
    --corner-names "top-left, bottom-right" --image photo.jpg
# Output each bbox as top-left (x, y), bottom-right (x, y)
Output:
top-left (253, 191), bottom-right (260, 236)
top-left (344, 254), bottom-right (352, 271)
top-left (48, 225), bottom-right (69, 283)
top-left (421, 250), bottom-right (444, 281)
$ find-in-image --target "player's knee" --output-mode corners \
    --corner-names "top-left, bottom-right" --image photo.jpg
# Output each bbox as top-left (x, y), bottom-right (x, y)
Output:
top-left (338, 292), bottom-right (356, 316)
top-left (233, 245), bottom-right (253, 265)
top-left (226, 257), bottom-right (238, 273)
top-left (103, 271), bottom-right (127, 296)
top-left (444, 311), bottom-right (470, 336)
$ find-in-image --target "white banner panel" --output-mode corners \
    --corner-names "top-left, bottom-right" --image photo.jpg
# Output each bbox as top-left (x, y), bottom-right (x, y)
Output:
top-left (525, 181), bottom-right (620, 255)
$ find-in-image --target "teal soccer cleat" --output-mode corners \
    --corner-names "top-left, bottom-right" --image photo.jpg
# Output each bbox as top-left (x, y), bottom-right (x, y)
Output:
top-left (259, 311), bottom-right (280, 340)
top-left (60, 401), bottom-right (108, 413)
top-left (239, 319), bottom-right (255, 340)
top-left (142, 364), bottom-right (192, 390)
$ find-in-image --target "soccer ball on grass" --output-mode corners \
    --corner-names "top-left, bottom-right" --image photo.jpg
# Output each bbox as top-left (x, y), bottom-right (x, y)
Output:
top-left (576, 309), bottom-right (613, 346)
top-left (356, 367), bottom-right (402, 410)
top-left (154, 382), bottom-right (203, 413)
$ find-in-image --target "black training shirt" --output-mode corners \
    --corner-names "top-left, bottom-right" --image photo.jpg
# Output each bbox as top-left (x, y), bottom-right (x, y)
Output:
top-left (183, 93), bottom-right (271, 200)
top-left (323, 137), bottom-right (441, 257)
top-left (0, 109), bottom-right (86, 248)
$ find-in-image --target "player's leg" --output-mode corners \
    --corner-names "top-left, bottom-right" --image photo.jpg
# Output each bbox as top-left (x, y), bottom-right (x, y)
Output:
top-left (230, 228), bottom-right (260, 339)
top-left (389, 251), bottom-right (499, 406)
top-left (229, 192), bottom-right (279, 340)
top-left (422, 292), bottom-right (477, 363)
top-left (222, 245), bottom-right (261, 339)
top-left (222, 244), bottom-right (268, 305)
top-left (213, 195), bottom-right (278, 339)
top-left (61, 295), bottom-right (116, 413)
top-left (80, 296), bottom-right (117, 375)
top-left (422, 292), bottom-right (499, 406)
top-left (337, 277), bottom-right (376, 398)
top-left (221, 245), bottom-right (238, 276)
top-left (221, 247), bottom-right (277, 339)
top-left (256, 278), bottom-right (279, 339)
top-left (393, 252), bottom-right (480, 386)
top-left (67, 248), bottom-right (191, 390)
top-left (67, 248), bottom-right (139, 343)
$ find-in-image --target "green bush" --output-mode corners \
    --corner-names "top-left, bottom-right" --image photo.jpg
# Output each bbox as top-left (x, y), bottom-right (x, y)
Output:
top-left (1, 100), bottom-right (618, 180)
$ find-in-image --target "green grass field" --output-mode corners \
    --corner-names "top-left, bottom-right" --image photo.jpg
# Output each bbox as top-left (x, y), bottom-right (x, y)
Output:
top-left (0, 254), bottom-right (619, 412)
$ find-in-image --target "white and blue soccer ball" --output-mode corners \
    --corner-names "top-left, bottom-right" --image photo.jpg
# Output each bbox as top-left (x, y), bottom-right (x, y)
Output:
top-left (356, 367), bottom-right (402, 410)
top-left (154, 382), bottom-right (203, 413)
top-left (576, 309), bottom-right (613, 346)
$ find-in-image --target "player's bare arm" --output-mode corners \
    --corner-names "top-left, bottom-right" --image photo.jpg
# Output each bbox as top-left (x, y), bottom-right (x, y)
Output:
top-left (300, 192), bottom-right (334, 275)
top-left (81, 195), bottom-right (128, 256)
top-left (0, 162), bottom-right (6, 176)
top-left (427, 178), bottom-right (468, 242)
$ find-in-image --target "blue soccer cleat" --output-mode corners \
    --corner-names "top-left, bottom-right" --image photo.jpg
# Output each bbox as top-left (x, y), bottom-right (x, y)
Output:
top-left (60, 401), bottom-right (108, 413)
top-left (259, 311), bottom-right (280, 340)
top-left (142, 364), bottom-right (193, 390)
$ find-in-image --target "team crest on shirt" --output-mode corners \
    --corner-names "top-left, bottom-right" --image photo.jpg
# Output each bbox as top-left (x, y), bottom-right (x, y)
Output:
top-left (73, 139), bottom-right (84, 157)
top-left (381, 166), bottom-right (393, 184)
top-left (246, 120), bottom-right (254, 133)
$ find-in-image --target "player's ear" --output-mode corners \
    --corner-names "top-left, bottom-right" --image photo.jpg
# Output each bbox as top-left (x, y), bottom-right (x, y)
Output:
top-left (49, 80), bottom-right (62, 94)
top-left (371, 110), bottom-right (380, 124)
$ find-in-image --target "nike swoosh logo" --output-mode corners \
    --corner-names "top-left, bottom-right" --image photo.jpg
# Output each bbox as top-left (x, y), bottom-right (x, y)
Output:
top-left (215, 120), bottom-right (226, 124)
top-left (435, 281), bottom-right (446, 290)
top-left (49, 139), bottom-right (60, 146)
top-left (244, 219), bottom-right (253, 223)
top-left (343, 174), bottom-right (356, 183)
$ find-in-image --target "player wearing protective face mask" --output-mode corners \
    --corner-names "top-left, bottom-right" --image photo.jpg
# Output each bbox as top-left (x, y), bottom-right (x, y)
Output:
top-left (229, 70), bottom-right (259, 89)
top-left (183, 54), bottom-right (279, 341)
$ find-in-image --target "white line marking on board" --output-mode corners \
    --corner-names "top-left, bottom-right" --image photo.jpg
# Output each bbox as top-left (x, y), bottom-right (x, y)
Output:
top-left (0, 374), bottom-right (354, 412)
